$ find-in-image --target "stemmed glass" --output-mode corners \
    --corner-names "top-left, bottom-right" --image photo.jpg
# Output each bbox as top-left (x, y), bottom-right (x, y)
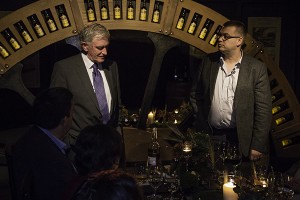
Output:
top-left (147, 166), bottom-right (164, 200)
top-left (225, 143), bottom-right (242, 174)
top-left (182, 141), bottom-right (193, 172)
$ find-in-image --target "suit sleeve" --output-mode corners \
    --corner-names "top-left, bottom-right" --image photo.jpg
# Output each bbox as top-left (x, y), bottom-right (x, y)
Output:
top-left (50, 62), bottom-right (68, 88)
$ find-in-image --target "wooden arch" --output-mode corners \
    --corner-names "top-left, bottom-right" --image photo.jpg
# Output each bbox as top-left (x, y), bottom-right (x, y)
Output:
top-left (0, 0), bottom-right (299, 157)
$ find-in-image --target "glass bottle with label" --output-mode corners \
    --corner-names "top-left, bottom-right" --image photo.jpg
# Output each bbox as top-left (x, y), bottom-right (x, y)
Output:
top-left (272, 101), bottom-right (289, 115)
top-left (127, 0), bottom-right (134, 20)
top-left (209, 25), bottom-right (222, 46)
top-left (114, 0), bottom-right (122, 19)
top-left (28, 15), bottom-right (45, 38)
top-left (275, 113), bottom-right (294, 126)
top-left (100, 0), bottom-right (109, 20)
top-left (42, 9), bottom-right (57, 32)
top-left (198, 19), bottom-right (213, 40)
top-left (176, 9), bottom-right (187, 30)
top-left (86, 0), bottom-right (96, 21)
top-left (1, 29), bottom-right (21, 51)
top-left (187, 13), bottom-right (201, 35)
top-left (139, 0), bottom-right (147, 21)
top-left (14, 21), bottom-right (33, 44)
top-left (0, 42), bottom-right (10, 59)
top-left (152, 1), bottom-right (160, 23)
top-left (57, 5), bottom-right (70, 28)
top-left (147, 127), bottom-right (160, 169)
top-left (272, 90), bottom-right (284, 103)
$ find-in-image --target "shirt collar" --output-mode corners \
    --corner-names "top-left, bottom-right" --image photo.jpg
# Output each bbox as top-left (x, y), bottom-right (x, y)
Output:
top-left (81, 53), bottom-right (103, 70)
top-left (38, 126), bottom-right (67, 154)
top-left (219, 51), bottom-right (243, 68)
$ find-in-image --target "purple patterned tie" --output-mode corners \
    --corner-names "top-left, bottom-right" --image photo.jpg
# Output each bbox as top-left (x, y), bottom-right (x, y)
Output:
top-left (92, 63), bottom-right (110, 124)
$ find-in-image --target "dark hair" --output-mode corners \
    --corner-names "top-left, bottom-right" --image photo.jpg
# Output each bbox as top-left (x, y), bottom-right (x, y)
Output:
top-left (73, 170), bottom-right (144, 200)
top-left (223, 20), bottom-right (247, 38)
top-left (33, 87), bottom-right (73, 129)
top-left (74, 124), bottom-right (122, 175)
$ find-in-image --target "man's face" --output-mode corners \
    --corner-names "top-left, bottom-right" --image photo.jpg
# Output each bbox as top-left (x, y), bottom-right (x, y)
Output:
top-left (83, 38), bottom-right (109, 63)
top-left (218, 26), bottom-right (242, 53)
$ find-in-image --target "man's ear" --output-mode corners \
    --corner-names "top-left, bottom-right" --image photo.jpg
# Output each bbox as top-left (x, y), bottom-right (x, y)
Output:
top-left (81, 42), bottom-right (89, 52)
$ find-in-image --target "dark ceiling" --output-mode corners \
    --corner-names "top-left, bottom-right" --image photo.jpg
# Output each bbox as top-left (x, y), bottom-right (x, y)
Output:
top-left (0, 0), bottom-right (37, 11)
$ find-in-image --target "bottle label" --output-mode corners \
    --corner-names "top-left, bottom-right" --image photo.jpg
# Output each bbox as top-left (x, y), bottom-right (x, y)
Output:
top-left (209, 34), bottom-right (218, 45)
top-left (188, 22), bottom-right (196, 34)
top-left (114, 7), bottom-right (121, 19)
top-left (60, 15), bottom-right (70, 27)
top-left (199, 28), bottom-right (207, 39)
top-left (152, 11), bottom-right (159, 23)
top-left (140, 8), bottom-right (147, 21)
top-left (0, 46), bottom-right (9, 58)
top-left (128, 8), bottom-right (134, 19)
top-left (272, 106), bottom-right (281, 115)
top-left (101, 8), bottom-right (108, 19)
top-left (276, 117), bottom-right (286, 125)
top-left (34, 24), bottom-right (45, 37)
top-left (148, 156), bottom-right (157, 166)
top-left (176, 18), bottom-right (184, 30)
top-left (10, 38), bottom-right (21, 50)
top-left (88, 9), bottom-right (96, 21)
top-left (47, 19), bottom-right (57, 31)
top-left (22, 31), bottom-right (33, 43)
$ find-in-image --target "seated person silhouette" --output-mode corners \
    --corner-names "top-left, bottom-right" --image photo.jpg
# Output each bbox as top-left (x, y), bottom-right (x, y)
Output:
top-left (62, 124), bottom-right (123, 199)
top-left (72, 169), bottom-right (144, 200)
top-left (12, 87), bottom-right (77, 200)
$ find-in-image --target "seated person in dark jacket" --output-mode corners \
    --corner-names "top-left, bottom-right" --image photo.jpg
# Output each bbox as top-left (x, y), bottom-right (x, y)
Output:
top-left (72, 169), bottom-right (144, 200)
top-left (13, 87), bottom-right (77, 200)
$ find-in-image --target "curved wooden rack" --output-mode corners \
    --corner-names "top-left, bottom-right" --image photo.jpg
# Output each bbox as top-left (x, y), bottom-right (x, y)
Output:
top-left (0, 0), bottom-right (299, 157)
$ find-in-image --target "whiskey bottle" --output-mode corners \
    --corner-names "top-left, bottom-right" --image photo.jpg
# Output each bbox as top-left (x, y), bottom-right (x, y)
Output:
top-left (57, 5), bottom-right (70, 28)
top-left (272, 90), bottom-right (284, 103)
top-left (199, 19), bottom-right (213, 40)
top-left (15, 21), bottom-right (33, 44)
top-left (272, 101), bottom-right (289, 115)
top-left (139, 0), bottom-right (147, 21)
top-left (127, 0), bottom-right (134, 20)
top-left (1, 29), bottom-right (21, 51)
top-left (152, 1), bottom-right (160, 23)
top-left (86, 0), bottom-right (96, 21)
top-left (100, 0), bottom-right (109, 20)
top-left (176, 9), bottom-right (187, 30)
top-left (275, 113), bottom-right (294, 126)
top-left (187, 13), bottom-right (201, 35)
top-left (147, 127), bottom-right (160, 169)
top-left (0, 43), bottom-right (10, 58)
top-left (114, 0), bottom-right (122, 19)
top-left (270, 79), bottom-right (278, 90)
top-left (28, 15), bottom-right (45, 38)
top-left (42, 9), bottom-right (57, 32)
top-left (209, 25), bottom-right (222, 46)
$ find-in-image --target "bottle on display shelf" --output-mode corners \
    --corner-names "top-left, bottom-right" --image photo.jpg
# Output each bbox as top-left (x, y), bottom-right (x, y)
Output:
top-left (57, 5), bottom-right (70, 28)
top-left (139, 0), bottom-right (147, 21)
top-left (275, 112), bottom-right (294, 126)
top-left (281, 136), bottom-right (300, 148)
top-left (209, 25), bottom-right (223, 46)
top-left (270, 79), bottom-right (278, 90)
top-left (0, 43), bottom-right (10, 59)
top-left (147, 127), bottom-right (160, 169)
top-left (198, 18), bottom-right (213, 40)
top-left (272, 90), bottom-right (284, 103)
top-left (14, 21), bottom-right (33, 44)
top-left (127, 0), bottom-right (134, 20)
top-left (272, 101), bottom-right (289, 115)
top-left (28, 15), bottom-right (45, 38)
top-left (86, 0), bottom-right (96, 22)
top-left (187, 13), bottom-right (201, 35)
top-left (1, 29), bottom-right (22, 51)
top-left (100, 0), bottom-right (109, 20)
top-left (151, 1), bottom-right (160, 23)
top-left (176, 8), bottom-right (188, 30)
top-left (114, 0), bottom-right (122, 19)
top-left (42, 9), bottom-right (58, 32)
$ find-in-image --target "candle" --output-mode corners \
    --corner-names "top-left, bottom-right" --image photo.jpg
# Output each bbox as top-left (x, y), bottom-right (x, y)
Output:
top-left (148, 111), bottom-right (154, 124)
top-left (223, 182), bottom-right (238, 200)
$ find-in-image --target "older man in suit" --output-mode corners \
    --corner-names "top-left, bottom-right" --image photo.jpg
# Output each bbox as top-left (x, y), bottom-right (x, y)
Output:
top-left (50, 23), bottom-right (122, 147)
top-left (191, 20), bottom-right (272, 161)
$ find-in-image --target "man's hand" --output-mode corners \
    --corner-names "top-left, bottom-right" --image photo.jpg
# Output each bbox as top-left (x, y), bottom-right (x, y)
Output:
top-left (250, 149), bottom-right (262, 161)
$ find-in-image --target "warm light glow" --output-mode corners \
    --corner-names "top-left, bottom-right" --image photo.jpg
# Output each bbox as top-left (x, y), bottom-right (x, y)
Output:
top-left (147, 111), bottom-right (154, 124)
top-left (223, 182), bottom-right (238, 200)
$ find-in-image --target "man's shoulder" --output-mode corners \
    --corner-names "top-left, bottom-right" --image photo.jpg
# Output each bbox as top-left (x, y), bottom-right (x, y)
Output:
top-left (55, 54), bottom-right (82, 65)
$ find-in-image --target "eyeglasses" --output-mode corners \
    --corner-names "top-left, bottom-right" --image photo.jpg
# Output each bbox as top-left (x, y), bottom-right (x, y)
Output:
top-left (217, 33), bottom-right (241, 41)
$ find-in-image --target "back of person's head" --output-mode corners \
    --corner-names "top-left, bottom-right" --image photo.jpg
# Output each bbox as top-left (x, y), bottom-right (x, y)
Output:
top-left (33, 87), bottom-right (73, 129)
top-left (79, 23), bottom-right (110, 43)
top-left (73, 170), bottom-right (144, 200)
top-left (74, 124), bottom-right (122, 175)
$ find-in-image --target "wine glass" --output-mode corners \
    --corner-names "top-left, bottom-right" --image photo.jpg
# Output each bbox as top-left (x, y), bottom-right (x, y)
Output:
top-left (182, 141), bottom-right (193, 172)
top-left (225, 143), bottom-right (242, 174)
top-left (147, 167), bottom-right (164, 200)
top-left (164, 174), bottom-right (180, 200)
